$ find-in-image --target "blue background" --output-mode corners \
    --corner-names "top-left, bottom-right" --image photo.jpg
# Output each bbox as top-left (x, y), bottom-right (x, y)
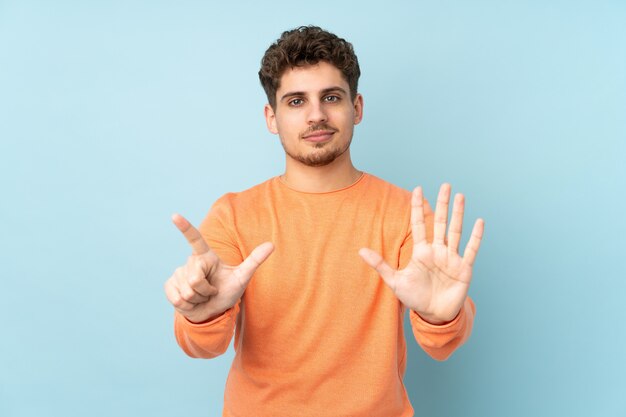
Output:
top-left (1, 1), bottom-right (625, 416)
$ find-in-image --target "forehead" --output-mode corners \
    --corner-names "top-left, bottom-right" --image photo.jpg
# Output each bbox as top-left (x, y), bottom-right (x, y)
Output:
top-left (277, 61), bottom-right (349, 94)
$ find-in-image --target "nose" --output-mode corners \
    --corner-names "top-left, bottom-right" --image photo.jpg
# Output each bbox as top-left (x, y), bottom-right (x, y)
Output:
top-left (307, 100), bottom-right (328, 124)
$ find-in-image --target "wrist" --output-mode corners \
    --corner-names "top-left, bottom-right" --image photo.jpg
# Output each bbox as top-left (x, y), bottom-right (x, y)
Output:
top-left (413, 309), bottom-right (460, 326)
top-left (416, 313), bottom-right (449, 326)
top-left (184, 307), bottom-right (229, 324)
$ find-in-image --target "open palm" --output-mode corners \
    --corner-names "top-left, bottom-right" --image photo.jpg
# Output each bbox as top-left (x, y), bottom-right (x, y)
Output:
top-left (359, 184), bottom-right (484, 324)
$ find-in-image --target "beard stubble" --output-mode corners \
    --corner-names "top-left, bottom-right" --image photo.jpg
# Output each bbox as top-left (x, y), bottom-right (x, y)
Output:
top-left (280, 124), bottom-right (352, 167)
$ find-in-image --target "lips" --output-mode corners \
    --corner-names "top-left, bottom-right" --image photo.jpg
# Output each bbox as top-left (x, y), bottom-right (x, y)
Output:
top-left (302, 130), bottom-right (336, 142)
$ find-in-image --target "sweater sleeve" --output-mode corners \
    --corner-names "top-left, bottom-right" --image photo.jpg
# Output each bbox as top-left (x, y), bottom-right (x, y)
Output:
top-left (172, 194), bottom-right (244, 359)
top-left (409, 297), bottom-right (475, 361)
top-left (174, 302), bottom-right (240, 358)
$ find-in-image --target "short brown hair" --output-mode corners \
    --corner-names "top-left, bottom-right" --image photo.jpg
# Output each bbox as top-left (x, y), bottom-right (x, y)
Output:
top-left (259, 26), bottom-right (361, 109)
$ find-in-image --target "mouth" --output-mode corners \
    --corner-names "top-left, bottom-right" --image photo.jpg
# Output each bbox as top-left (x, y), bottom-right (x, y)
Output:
top-left (302, 130), bottom-right (336, 142)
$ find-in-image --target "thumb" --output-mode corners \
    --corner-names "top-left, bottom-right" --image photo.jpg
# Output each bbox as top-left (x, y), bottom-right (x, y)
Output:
top-left (235, 242), bottom-right (275, 284)
top-left (358, 248), bottom-right (397, 288)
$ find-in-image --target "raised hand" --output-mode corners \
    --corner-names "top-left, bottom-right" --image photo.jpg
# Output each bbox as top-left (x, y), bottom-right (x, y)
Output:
top-left (359, 184), bottom-right (484, 325)
top-left (164, 213), bottom-right (274, 323)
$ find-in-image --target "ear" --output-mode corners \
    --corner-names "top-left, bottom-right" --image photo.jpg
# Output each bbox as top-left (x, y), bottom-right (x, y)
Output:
top-left (264, 104), bottom-right (278, 134)
top-left (353, 93), bottom-right (364, 125)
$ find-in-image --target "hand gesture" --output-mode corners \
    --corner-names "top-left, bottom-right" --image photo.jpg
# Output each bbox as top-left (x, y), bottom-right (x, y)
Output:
top-left (359, 184), bottom-right (484, 325)
top-left (164, 213), bottom-right (274, 323)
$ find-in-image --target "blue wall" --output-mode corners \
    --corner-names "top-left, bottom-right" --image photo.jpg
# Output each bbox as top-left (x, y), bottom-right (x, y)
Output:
top-left (1, 1), bottom-right (624, 416)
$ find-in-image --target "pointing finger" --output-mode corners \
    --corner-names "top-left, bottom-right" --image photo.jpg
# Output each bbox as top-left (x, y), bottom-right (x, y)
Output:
top-left (172, 213), bottom-right (211, 255)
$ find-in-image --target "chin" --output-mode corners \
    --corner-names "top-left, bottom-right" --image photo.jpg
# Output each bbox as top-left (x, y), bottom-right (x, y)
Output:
top-left (282, 137), bottom-right (352, 168)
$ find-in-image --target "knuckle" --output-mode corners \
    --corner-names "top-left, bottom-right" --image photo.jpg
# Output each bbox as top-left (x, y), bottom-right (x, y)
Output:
top-left (181, 288), bottom-right (195, 301)
top-left (187, 274), bottom-right (199, 286)
top-left (189, 274), bottom-right (207, 288)
top-left (201, 254), bottom-right (218, 272)
top-left (171, 294), bottom-right (184, 308)
top-left (193, 257), bottom-right (207, 273)
top-left (174, 268), bottom-right (186, 282)
top-left (164, 280), bottom-right (178, 296)
top-left (175, 301), bottom-right (187, 310)
top-left (207, 252), bottom-right (220, 268)
top-left (177, 264), bottom-right (189, 275)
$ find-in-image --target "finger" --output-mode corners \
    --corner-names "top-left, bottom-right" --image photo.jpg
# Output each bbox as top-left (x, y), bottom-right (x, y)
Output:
top-left (358, 248), bottom-right (396, 288)
top-left (188, 273), bottom-right (218, 297)
top-left (433, 183), bottom-right (451, 246)
top-left (164, 280), bottom-right (196, 311)
top-left (424, 198), bottom-right (435, 244)
top-left (462, 218), bottom-right (485, 267)
top-left (411, 187), bottom-right (427, 246)
top-left (172, 213), bottom-right (211, 255)
top-left (233, 242), bottom-right (275, 286)
top-left (447, 193), bottom-right (464, 254)
top-left (178, 279), bottom-right (211, 304)
top-left (187, 256), bottom-right (219, 296)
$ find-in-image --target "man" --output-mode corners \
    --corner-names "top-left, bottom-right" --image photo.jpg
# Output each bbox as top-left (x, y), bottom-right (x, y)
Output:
top-left (164, 26), bottom-right (484, 417)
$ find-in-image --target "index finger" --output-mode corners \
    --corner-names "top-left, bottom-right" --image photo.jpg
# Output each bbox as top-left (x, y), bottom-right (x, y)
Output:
top-left (172, 213), bottom-right (211, 255)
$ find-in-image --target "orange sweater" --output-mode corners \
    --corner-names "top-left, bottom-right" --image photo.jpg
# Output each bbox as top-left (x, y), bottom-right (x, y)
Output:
top-left (174, 173), bottom-right (475, 417)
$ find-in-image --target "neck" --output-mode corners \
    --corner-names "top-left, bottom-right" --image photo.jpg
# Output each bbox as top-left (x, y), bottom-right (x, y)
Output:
top-left (281, 150), bottom-right (362, 193)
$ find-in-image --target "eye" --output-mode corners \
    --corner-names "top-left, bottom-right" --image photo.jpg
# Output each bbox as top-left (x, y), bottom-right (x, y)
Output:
top-left (324, 95), bottom-right (340, 103)
top-left (288, 98), bottom-right (304, 107)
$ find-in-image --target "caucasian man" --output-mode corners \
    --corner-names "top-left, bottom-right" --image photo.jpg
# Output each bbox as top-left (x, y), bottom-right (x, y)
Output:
top-left (165, 25), bottom-right (484, 417)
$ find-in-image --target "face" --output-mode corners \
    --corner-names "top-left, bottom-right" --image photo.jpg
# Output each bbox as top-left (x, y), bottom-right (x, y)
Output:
top-left (264, 61), bottom-right (363, 167)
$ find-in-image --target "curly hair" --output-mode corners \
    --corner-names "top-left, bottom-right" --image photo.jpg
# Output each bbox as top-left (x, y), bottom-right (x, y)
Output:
top-left (258, 26), bottom-right (361, 109)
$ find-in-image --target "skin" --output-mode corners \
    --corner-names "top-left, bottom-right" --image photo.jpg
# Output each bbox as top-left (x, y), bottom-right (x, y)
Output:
top-left (164, 214), bottom-right (274, 323)
top-left (264, 61), bottom-right (364, 192)
top-left (165, 61), bottom-right (485, 325)
top-left (359, 184), bottom-right (484, 324)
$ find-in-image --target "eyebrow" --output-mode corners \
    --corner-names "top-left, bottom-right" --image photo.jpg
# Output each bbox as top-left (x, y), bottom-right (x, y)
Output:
top-left (280, 86), bottom-right (348, 103)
